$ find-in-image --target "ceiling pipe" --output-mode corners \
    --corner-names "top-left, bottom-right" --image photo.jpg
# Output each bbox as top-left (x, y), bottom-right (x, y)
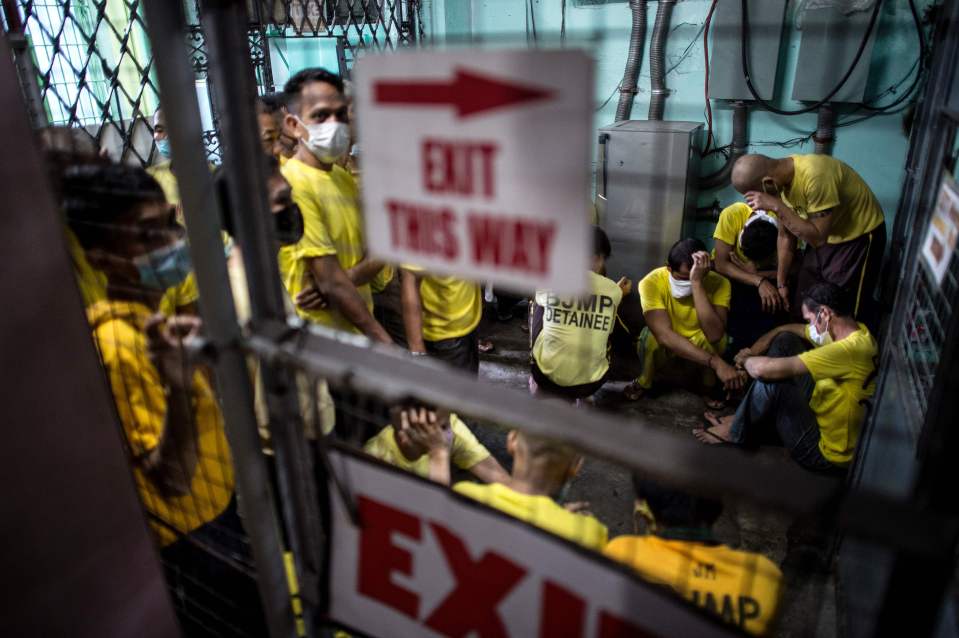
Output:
top-left (614, 0), bottom-right (648, 122)
top-left (648, 0), bottom-right (676, 121)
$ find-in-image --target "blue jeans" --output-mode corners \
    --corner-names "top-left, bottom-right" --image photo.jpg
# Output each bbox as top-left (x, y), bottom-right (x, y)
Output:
top-left (729, 333), bottom-right (839, 473)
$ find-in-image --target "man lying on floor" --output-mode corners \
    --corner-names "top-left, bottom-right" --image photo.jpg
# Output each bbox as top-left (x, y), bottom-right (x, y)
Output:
top-left (693, 283), bottom-right (877, 473)
top-left (455, 430), bottom-right (609, 551)
top-left (364, 402), bottom-right (508, 486)
top-left (605, 475), bottom-right (782, 636)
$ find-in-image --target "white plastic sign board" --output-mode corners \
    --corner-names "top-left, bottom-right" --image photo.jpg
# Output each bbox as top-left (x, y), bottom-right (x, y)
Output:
top-left (354, 49), bottom-right (593, 295)
top-left (325, 448), bottom-right (740, 638)
top-left (921, 173), bottom-right (959, 286)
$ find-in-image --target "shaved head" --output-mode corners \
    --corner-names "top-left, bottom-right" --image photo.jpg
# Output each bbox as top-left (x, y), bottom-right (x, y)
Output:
top-left (731, 154), bottom-right (778, 194)
top-left (516, 431), bottom-right (578, 467)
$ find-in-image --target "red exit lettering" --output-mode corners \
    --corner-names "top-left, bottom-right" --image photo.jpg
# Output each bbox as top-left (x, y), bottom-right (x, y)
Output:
top-left (354, 494), bottom-right (652, 637)
top-left (387, 198), bottom-right (459, 260)
top-left (423, 138), bottom-right (499, 198)
top-left (467, 214), bottom-right (557, 275)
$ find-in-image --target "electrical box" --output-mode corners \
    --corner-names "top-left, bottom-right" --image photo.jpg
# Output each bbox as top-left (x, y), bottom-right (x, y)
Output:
top-left (709, 0), bottom-right (788, 102)
top-left (597, 120), bottom-right (703, 281)
top-left (792, 4), bottom-right (879, 103)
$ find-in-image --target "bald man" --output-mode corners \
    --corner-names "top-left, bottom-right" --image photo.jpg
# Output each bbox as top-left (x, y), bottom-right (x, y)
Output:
top-left (731, 154), bottom-right (885, 330)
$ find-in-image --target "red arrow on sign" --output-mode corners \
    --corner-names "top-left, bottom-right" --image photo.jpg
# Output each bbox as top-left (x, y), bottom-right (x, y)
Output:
top-left (373, 68), bottom-right (553, 118)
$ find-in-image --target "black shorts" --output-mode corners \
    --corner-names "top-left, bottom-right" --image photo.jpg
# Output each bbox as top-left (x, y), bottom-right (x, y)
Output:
top-left (531, 359), bottom-right (608, 401)
top-left (426, 328), bottom-right (480, 376)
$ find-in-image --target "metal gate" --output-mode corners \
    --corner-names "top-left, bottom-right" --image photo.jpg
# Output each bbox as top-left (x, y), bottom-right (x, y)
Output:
top-left (7, 1), bottom-right (959, 637)
top-left (3, 0), bottom-right (422, 165)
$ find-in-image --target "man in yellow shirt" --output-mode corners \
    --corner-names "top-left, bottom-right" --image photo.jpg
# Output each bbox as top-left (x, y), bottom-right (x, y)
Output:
top-left (732, 154), bottom-right (885, 330)
top-left (364, 404), bottom-right (508, 485)
top-left (62, 162), bottom-right (266, 636)
top-left (146, 109), bottom-right (179, 205)
top-left (695, 283), bottom-right (877, 472)
top-left (624, 238), bottom-right (744, 405)
top-left (531, 226), bottom-right (629, 401)
top-left (605, 476), bottom-right (782, 636)
top-left (279, 67), bottom-right (391, 343)
top-left (712, 202), bottom-right (785, 350)
top-left (454, 430), bottom-right (608, 551)
top-left (400, 267), bottom-right (483, 374)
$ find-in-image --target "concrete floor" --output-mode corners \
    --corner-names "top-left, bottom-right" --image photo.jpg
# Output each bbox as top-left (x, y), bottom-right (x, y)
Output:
top-left (472, 309), bottom-right (838, 637)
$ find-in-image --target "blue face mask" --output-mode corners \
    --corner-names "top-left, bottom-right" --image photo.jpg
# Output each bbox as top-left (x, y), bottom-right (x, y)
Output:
top-left (133, 238), bottom-right (192, 290)
top-left (155, 138), bottom-right (171, 159)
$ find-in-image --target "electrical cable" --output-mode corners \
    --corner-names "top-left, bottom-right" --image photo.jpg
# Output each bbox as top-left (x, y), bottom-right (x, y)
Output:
top-left (666, 22), bottom-right (708, 76)
top-left (702, 0), bottom-right (719, 153)
top-left (740, 0), bottom-right (883, 116)
top-left (859, 0), bottom-right (926, 112)
top-left (561, 0), bottom-right (567, 46)
top-left (597, 81), bottom-right (622, 113)
top-left (528, 0), bottom-right (538, 43)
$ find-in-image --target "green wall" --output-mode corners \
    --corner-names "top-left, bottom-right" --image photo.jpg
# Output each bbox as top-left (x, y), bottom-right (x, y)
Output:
top-left (422, 0), bottom-right (932, 242)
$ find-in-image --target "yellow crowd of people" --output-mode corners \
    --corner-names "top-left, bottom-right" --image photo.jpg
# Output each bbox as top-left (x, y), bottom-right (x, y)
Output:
top-left (47, 64), bottom-right (892, 637)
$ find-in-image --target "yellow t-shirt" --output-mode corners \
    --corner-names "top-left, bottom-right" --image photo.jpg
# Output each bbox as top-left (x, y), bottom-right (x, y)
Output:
top-left (604, 535), bottom-right (782, 636)
top-left (146, 161), bottom-right (180, 206)
top-left (797, 323), bottom-right (877, 465)
top-left (404, 268), bottom-right (483, 342)
top-left (87, 300), bottom-right (234, 547)
top-left (370, 263), bottom-right (395, 294)
top-left (66, 228), bottom-right (107, 306)
top-left (782, 154), bottom-right (884, 244)
top-left (639, 267), bottom-right (731, 340)
top-left (712, 203), bottom-right (778, 266)
top-left (363, 414), bottom-right (490, 478)
top-left (454, 482), bottom-right (608, 551)
top-left (532, 271), bottom-right (623, 387)
top-left (278, 158), bottom-right (373, 333)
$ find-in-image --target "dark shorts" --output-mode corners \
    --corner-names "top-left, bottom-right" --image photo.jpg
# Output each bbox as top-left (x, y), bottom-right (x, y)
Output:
top-left (372, 275), bottom-right (407, 347)
top-left (427, 328), bottom-right (480, 376)
top-left (531, 359), bottom-right (608, 401)
top-left (795, 222), bottom-right (886, 331)
top-left (727, 280), bottom-right (789, 353)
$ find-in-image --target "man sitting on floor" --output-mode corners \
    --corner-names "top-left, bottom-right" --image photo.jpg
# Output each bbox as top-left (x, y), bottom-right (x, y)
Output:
top-left (624, 238), bottom-right (744, 407)
top-left (605, 475), bottom-right (782, 636)
top-left (694, 283), bottom-right (877, 473)
top-left (364, 403), bottom-right (508, 486)
top-left (712, 202), bottom-right (785, 350)
top-left (530, 226), bottom-right (629, 402)
top-left (454, 430), bottom-right (608, 551)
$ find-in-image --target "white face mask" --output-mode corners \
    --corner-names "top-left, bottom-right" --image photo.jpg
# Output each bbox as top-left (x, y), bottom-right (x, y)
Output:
top-left (295, 118), bottom-right (350, 163)
top-left (669, 273), bottom-right (692, 299)
top-left (808, 310), bottom-right (829, 346)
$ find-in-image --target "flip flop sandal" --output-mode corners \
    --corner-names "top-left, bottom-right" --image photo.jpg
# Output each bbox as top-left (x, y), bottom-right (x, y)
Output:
top-left (703, 396), bottom-right (726, 410)
top-left (623, 381), bottom-right (646, 401)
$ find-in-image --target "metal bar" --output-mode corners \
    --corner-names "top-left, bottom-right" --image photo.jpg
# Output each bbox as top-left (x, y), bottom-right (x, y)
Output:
top-left (139, 2), bottom-right (295, 637)
top-left (200, 0), bottom-right (324, 624)
top-left (246, 319), bottom-right (959, 558)
top-left (0, 31), bottom-right (179, 638)
top-left (874, 1), bottom-right (959, 632)
top-left (2, 0), bottom-right (49, 128)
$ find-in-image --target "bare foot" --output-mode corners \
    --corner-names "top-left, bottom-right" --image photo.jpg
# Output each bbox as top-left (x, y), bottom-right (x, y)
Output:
top-left (693, 412), bottom-right (735, 445)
